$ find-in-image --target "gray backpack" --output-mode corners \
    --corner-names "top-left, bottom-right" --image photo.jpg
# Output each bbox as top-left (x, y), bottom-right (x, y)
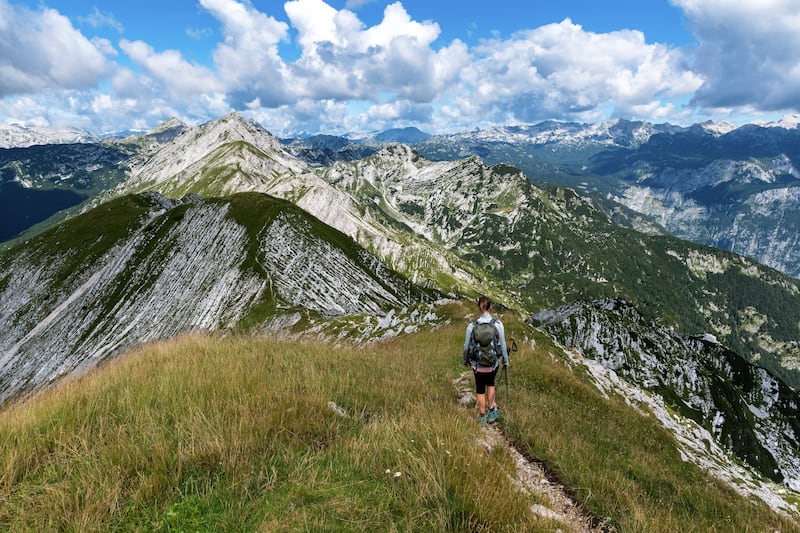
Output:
top-left (470, 319), bottom-right (500, 368)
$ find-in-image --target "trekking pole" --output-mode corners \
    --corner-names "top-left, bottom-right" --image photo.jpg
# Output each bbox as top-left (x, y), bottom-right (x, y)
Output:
top-left (504, 365), bottom-right (510, 405)
top-left (506, 339), bottom-right (518, 405)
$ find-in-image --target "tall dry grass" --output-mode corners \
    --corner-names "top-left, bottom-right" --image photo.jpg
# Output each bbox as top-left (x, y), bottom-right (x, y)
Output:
top-left (0, 320), bottom-right (546, 531)
top-left (0, 303), bottom-right (794, 531)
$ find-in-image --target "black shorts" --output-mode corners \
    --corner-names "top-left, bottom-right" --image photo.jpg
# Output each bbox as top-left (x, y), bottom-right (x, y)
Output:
top-left (473, 369), bottom-right (497, 394)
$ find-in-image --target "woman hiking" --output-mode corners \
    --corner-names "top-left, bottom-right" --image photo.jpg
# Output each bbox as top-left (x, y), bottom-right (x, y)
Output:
top-left (463, 296), bottom-right (509, 425)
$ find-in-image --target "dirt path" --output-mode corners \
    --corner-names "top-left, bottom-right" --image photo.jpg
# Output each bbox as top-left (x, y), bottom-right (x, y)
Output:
top-left (454, 371), bottom-right (607, 532)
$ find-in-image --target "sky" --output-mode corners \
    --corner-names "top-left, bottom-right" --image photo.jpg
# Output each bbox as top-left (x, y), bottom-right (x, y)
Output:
top-left (0, 0), bottom-right (798, 136)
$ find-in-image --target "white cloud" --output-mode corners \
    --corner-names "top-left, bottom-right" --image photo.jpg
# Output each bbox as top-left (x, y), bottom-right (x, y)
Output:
top-left (5, 0), bottom-right (797, 135)
top-left (91, 37), bottom-right (118, 57)
top-left (245, 99), bottom-right (352, 135)
top-left (284, 0), bottom-right (469, 102)
top-left (450, 19), bottom-right (702, 125)
top-left (200, 0), bottom-right (291, 107)
top-left (0, 0), bottom-right (112, 96)
top-left (672, 0), bottom-right (800, 112)
top-left (79, 7), bottom-right (124, 33)
top-left (365, 100), bottom-right (433, 124)
top-left (120, 39), bottom-right (224, 99)
top-left (0, 95), bottom-right (48, 126)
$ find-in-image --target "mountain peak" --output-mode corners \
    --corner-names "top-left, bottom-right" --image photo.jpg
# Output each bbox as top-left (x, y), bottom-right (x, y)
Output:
top-left (374, 143), bottom-right (419, 162)
top-left (374, 126), bottom-right (431, 143)
top-left (148, 117), bottom-right (187, 134)
top-left (218, 111), bottom-right (249, 124)
top-left (777, 113), bottom-right (800, 128)
top-left (696, 120), bottom-right (737, 135)
top-left (114, 113), bottom-right (304, 197)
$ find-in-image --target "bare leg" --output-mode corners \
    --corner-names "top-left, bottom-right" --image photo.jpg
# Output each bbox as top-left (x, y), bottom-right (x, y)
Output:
top-left (476, 393), bottom-right (486, 415)
top-left (487, 385), bottom-right (496, 410)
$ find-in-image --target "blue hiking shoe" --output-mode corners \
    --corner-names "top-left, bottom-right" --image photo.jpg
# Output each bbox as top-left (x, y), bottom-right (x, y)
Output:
top-left (488, 407), bottom-right (499, 423)
top-left (478, 413), bottom-right (488, 425)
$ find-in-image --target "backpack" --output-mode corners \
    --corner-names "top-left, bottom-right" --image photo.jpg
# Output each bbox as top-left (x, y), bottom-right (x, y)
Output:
top-left (470, 319), bottom-right (501, 368)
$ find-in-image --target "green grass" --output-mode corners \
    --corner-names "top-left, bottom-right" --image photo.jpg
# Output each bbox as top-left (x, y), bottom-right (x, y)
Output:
top-left (0, 304), bottom-right (794, 531)
top-left (502, 328), bottom-right (794, 532)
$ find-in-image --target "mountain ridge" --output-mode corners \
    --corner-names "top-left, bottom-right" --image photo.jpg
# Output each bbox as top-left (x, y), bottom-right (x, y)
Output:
top-left (71, 114), bottom-right (800, 390)
top-left (0, 190), bottom-right (434, 405)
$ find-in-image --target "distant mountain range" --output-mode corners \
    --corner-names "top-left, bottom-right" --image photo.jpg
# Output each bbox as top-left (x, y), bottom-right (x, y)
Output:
top-left (0, 119), bottom-right (188, 242)
top-left (411, 116), bottom-right (800, 279)
top-left (8, 115), bottom-right (800, 281)
top-left (0, 124), bottom-right (99, 148)
top-left (283, 116), bottom-right (800, 280)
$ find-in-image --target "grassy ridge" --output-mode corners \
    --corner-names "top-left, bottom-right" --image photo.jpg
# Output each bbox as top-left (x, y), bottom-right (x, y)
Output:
top-left (0, 305), bottom-right (793, 531)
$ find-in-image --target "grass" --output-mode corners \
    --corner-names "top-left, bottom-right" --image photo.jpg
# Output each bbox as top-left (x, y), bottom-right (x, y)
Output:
top-left (502, 328), bottom-right (795, 532)
top-left (0, 303), bottom-right (794, 531)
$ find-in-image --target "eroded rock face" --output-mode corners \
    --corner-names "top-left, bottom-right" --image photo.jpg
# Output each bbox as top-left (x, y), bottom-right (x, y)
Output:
top-left (532, 298), bottom-right (800, 491)
top-left (0, 192), bottom-right (429, 405)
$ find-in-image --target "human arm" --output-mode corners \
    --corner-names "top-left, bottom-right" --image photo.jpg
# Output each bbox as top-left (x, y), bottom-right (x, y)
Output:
top-left (495, 320), bottom-right (509, 367)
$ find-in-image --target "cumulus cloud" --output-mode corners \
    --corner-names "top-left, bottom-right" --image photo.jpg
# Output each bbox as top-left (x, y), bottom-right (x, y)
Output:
top-left (200, 0), bottom-right (291, 107)
top-left (141, 0), bottom-right (454, 109)
top-left (284, 0), bottom-right (468, 103)
top-left (451, 19), bottom-right (702, 126)
top-left (672, 0), bottom-right (800, 112)
top-left (365, 100), bottom-right (433, 124)
top-left (0, 0), bottom-right (112, 97)
top-left (7, 0), bottom-right (796, 135)
top-left (120, 39), bottom-right (224, 99)
top-left (182, 0), bottom-right (469, 115)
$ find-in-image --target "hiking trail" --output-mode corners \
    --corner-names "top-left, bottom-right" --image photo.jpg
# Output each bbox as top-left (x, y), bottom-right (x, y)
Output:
top-left (454, 370), bottom-right (608, 532)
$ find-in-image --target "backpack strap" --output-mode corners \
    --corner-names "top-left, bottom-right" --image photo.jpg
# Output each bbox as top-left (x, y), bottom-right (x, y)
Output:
top-left (489, 318), bottom-right (500, 358)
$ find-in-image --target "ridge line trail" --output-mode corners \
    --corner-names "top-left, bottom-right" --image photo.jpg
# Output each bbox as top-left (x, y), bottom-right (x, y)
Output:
top-left (454, 370), bottom-right (607, 533)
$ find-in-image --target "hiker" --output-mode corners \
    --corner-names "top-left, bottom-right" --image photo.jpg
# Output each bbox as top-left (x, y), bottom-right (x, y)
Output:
top-left (463, 296), bottom-right (509, 425)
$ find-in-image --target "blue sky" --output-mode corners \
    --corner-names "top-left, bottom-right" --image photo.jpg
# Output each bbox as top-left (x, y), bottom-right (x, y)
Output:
top-left (0, 0), bottom-right (797, 135)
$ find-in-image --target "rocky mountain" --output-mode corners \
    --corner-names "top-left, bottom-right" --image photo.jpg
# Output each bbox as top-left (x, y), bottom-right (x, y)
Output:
top-left (0, 124), bottom-right (99, 148)
top-left (0, 119), bottom-right (189, 244)
top-left (49, 113), bottom-right (797, 390)
top-left (282, 134), bottom-right (378, 167)
top-left (0, 190), bottom-right (434, 405)
top-left (532, 298), bottom-right (800, 491)
top-left (103, 113), bottom-right (504, 302)
top-left (595, 124), bottom-right (800, 278)
top-left (316, 141), bottom-right (800, 388)
top-left (415, 117), bottom-right (800, 280)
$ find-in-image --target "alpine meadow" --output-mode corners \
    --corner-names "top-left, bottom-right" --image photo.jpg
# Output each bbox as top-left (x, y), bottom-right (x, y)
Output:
top-left (3, 109), bottom-right (800, 532)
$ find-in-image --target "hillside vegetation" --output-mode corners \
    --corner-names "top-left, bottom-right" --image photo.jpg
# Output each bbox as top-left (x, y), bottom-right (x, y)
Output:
top-left (0, 303), bottom-right (792, 532)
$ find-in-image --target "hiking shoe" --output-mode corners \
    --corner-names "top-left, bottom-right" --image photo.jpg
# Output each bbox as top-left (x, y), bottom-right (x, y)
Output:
top-left (487, 407), bottom-right (499, 423)
top-left (478, 414), bottom-right (488, 425)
